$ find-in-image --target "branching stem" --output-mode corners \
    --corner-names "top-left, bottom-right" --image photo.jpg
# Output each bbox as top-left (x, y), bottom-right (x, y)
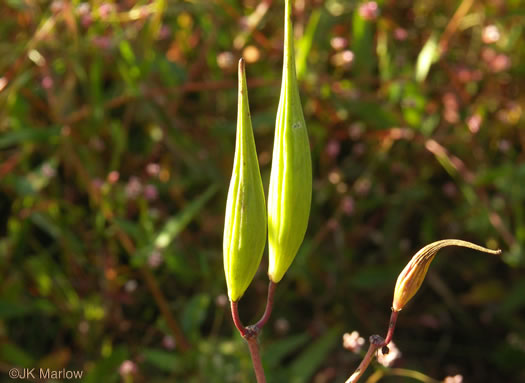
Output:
top-left (255, 281), bottom-right (277, 329)
top-left (346, 309), bottom-right (400, 383)
top-left (345, 335), bottom-right (384, 383)
top-left (230, 281), bottom-right (277, 383)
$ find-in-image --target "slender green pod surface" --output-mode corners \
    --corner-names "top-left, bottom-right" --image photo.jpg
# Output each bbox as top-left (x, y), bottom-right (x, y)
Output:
top-left (268, 0), bottom-right (312, 283)
top-left (223, 59), bottom-right (267, 302)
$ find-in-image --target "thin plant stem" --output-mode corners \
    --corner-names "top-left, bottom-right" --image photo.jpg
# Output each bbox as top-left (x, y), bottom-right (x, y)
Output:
top-left (382, 310), bottom-right (399, 346)
top-left (346, 310), bottom-right (400, 383)
top-left (230, 280), bottom-right (278, 383)
top-left (388, 368), bottom-right (441, 383)
top-left (246, 336), bottom-right (267, 383)
top-left (345, 335), bottom-right (384, 383)
top-left (139, 267), bottom-right (191, 351)
top-left (230, 300), bottom-right (248, 337)
top-left (255, 281), bottom-right (277, 329)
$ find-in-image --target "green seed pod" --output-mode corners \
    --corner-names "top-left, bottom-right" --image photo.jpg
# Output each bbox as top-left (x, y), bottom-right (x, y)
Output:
top-left (392, 239), bottom-right (501, 311)
top-left (267, 0), bottom-right (312, 283)
top-left (223, 59), bottom-right (267, 302)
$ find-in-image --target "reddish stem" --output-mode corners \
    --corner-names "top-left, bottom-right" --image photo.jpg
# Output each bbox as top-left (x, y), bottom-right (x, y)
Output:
top-left (346, 310), bottom-right (400, 382)
top-left (230, 281), bottom-right (277, 383)
top-left (230, 300), bottom-right (248, 337)
top-left (382, 310), bottom-right (399, 346)
top-left (255, 281), bottom-right (277, 329)
top-left (246, 336), bottom-right (267, 383)
top-left (345, 335), bottom-right (384, 383)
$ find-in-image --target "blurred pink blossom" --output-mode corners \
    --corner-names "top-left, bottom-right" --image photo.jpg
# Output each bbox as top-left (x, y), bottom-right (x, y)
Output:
top-left (359, 1), bottom-right (379, 21)
top-left (490, 54), bottom-right (511, 72)
top-left (444, 375), bottom-right (463, 383)
top-left (107, 171), bottom-right (119, 184)
top-left (98, 3), bottom-right (115, 20)
top-left (341, 196), bottom-right (354, 215)
top-left (343, 331), bottom-right (365, 353)
top-left (467, 114), bottom-right (482, 133)
top-left (325, 140), bottom-right (340, 158)
top-left (217, 51), bottom-right (235, 70)
top-left (119, 360), bottom-right (137, 377)
top-left (377, 341), bottom-right (401, 367)
top-left (394, 28), bottom-right (408, 41)
top-left (125, 177), bottom-right (142, 199)
top-left (482, 25), bottom-right (500, 44)
top-left (162, 335), bottom-right (176, 350)
top-left (144, 184), bottom-right (158, 201)
top-left (92, 36), bottom-right (112, 50)
top-left (215, 294), bottom-right (228, 307)
top-left (51, 0), bottom-right (65, 14)
top-left (274, 318), bottom-right (290, 335)
top-left (42, 76), bottom-right (53, 89)
top-left (330, 36), bottom-right (348, 50)
top-left (148, 250), bottom-right (164, 269)
top-left (146, 163), bottom-right (161, 177)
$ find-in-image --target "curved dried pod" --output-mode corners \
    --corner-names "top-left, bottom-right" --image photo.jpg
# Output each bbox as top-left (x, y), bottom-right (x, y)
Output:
top-left (392, 239), bottom-right (502, 311)
top-left (223, 59), bottom-right (267, 302)
top-left (267, 0), bottom-right (312, 283)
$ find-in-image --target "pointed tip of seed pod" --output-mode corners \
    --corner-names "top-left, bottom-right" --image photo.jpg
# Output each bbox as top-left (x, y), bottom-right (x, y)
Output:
top-left (238, 58), bottom-right (246, 95)
top-left (238, 57), bottom-right (245, 72)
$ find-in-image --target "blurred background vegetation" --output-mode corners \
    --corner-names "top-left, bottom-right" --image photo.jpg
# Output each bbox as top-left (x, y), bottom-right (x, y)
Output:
top-left (1, 0), bottom-right (524, 382)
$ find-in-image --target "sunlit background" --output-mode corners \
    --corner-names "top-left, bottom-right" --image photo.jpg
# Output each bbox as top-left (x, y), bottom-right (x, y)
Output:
top-left (0, 0), bottom-right (524, 382)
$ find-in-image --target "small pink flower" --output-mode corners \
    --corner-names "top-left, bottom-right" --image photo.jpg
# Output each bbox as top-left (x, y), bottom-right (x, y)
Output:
top-left (107, 171), bottom-right (119, 184)
top-left (98, 3), bottom-right (115, 20)
top-left (444, 375), bottom-right (463, 383)
top-left (162, 335), bottom-right (176, 350)
top-left (144, 184), bottom-right (158, 201)
top-left (148, 250), bottom-right (163, 269)
top-left (217, 51), bottom-right (235, 70)
top-left (343, 331), bottom-right (365, 353)
top-left (325, 140), bottom-right (340, 158)
top-left (42, 76), bottom-right (53, 89)
top-left (125, 177), bottom-right (142, 199)
top-left (467, 114), bottom-right (482, 133)
top-left (394, 28), bottom-right (408, 41)
top-left (341, 196), bottom-right (354, 216)
top-left (358, 2), bottom-right (379, 21)
top-left (490, 54), bottom-right (511, 72)
top-left (146, 163), bottom-right (160, 177)
top-left (482, 25), bottom-right (500, 44)
top-left (119, 360), bottom-right (137, 377)
top-left (215, 294), bottom-right (228, 307)
top-left (274, 318), bottom-right (290, 335)
top-left (330, 36), bottom-right (348, 50)
top-left (377, 341), bottom-right (401, 367)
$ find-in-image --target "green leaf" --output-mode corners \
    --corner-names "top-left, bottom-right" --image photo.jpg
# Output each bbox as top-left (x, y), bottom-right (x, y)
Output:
top-left (352, 6), bottom-right (375, 81)
top-left (83, 347), bottom-right (128, 383)
top-left (415, 33), bottom-right (440, 83)
top-left (0, 343), bottom-right (34, 368)
top-left (499, 280), bottom-right (525, 314)
top-left (350, 265), bottom-right (400, 289)
top-left (142, 349), bottom-right (182, 373)
top-left (344, 100), bottom-right (399, 130)
top-left (0, 300), bottom-right (33, 319)
top-left (153, 184), bottom-right (218, 250)
top-left (263, 333), bottom-right (310, 370)
top-left (0, 127), bottom-right (61, 149)
top-left (288, 327), bottom-right (341, 383)
top-left (181, 293), bottom-right (211, 337)
top-left (296, 9), bottom-right (321, 80)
